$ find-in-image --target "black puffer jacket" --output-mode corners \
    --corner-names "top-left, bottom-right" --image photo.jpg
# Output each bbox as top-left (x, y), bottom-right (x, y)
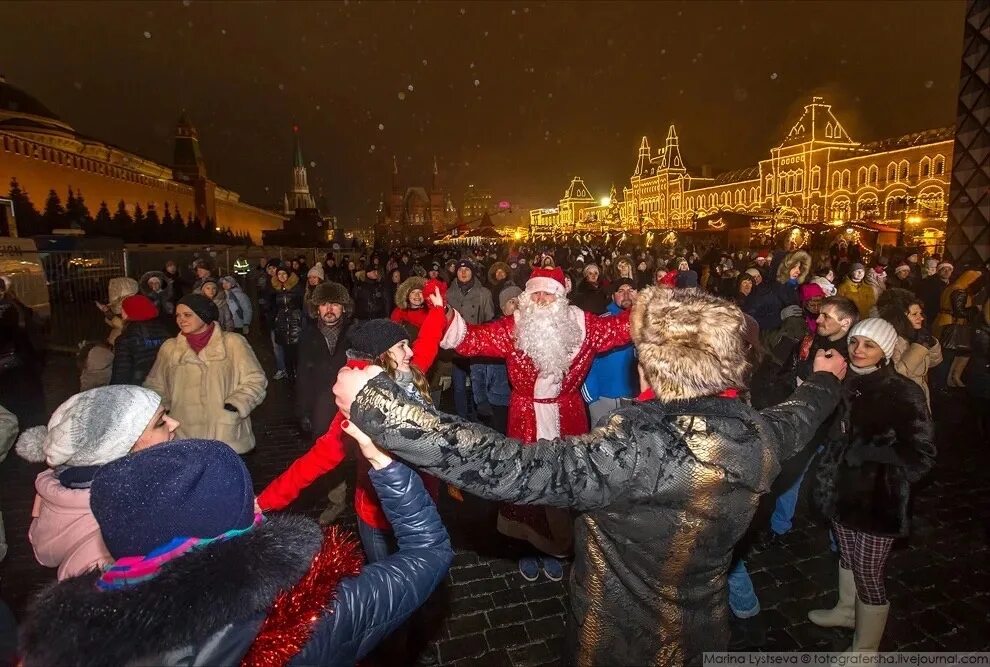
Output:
top-left (572, 279), bottom-right (610, 314)
top-left (814, 364), bottom-right (936, 537)
top-left (18, 462), bottom-right (453, 667)
top-left (271, 276), bottom-right (305, 346)
top-left (353, 278), bottom-right (389, 320)
top-left (349, 371), bottom-right (842, 666)
top-left (110, 320), bottom-right (172, 386)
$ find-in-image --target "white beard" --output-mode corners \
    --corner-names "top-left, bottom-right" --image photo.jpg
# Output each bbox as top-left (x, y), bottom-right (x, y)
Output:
top-left (514, 294), bottom-right (582, 383)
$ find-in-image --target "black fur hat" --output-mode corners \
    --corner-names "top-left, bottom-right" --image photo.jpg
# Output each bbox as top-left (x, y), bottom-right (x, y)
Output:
top-left (309, 281), bottom-right (353, 313)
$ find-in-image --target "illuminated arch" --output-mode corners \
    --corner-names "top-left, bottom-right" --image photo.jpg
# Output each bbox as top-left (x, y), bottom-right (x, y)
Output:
top-left (868, 165), bottom-right (879, 185)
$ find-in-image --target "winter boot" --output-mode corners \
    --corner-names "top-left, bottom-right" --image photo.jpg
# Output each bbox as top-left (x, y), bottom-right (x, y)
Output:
top-left (846, 599), bottom-right (889, 653)
top-left (808, 565), bottom-right (856, 629)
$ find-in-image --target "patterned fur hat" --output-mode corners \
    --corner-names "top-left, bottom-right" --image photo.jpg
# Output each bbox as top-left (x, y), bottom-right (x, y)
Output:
top-left (631, 287), bottom-right (750, 401)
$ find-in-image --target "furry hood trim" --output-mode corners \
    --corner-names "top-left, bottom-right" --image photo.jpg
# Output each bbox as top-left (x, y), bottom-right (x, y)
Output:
top-left (395, 276), bottom-right (427, 308)
top-left (775, 250), bottom-right (812, 284)
top-left (19, 514), bottom-right (324, 667)
top-left (630, 287), bottom-right (750, 401)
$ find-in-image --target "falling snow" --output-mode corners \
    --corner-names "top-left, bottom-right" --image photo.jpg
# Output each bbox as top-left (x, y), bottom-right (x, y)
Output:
top-left (770, 72), bottom-right (778, 80)
top-left (220, 29), bottom-right (227, 35)
top-left (459, 7), bottom-right (466, 14)
top-left (397, 91), bottom-right (406, 100)
top-left (378, 123), bottom-right (385, 130)
top-left (422, 59), bottom-right (428, 66)
top-left (924, 80), bottom-right (934, 88)
top-left (143, 31), bottom-right (152, 39)
top-left (473, 79), bottom-right (480, 86)
top-left (407, 84), bottom-right (414, 91)
top-left (310, 161), bottom-right (317, 167)
top-left (278, 83), bottom-right (285, 90)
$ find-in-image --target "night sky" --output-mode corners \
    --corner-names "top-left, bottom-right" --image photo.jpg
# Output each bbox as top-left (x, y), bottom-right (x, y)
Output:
top-left (0, 1), bottom-right (967, 228)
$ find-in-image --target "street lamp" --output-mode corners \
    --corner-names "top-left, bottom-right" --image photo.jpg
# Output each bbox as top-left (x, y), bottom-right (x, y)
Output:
top-left (897, 195), bottom-right (917, 247)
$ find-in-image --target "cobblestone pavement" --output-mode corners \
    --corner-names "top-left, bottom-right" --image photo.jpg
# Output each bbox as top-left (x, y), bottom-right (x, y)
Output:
top-left (1, 344), bottom-right (988, 666)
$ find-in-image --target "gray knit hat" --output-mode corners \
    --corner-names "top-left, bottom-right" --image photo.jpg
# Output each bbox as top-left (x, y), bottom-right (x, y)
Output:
top-left (16, 386), bottom-right (162, 467)
top-left (848, 318), bottom-right (898, 361)
top-left (499, 285), bottom-right (523, 313)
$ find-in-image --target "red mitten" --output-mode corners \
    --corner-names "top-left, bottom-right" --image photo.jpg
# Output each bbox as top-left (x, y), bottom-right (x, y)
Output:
top-left (423, 279), bottom-right (448, 309)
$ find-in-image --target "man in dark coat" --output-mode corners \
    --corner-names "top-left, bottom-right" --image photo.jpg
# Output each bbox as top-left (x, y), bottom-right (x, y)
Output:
top-left (333, 287), bottom-right (847, 666)
top-left (353, 267), bottom-right (389, 320)
top-left (295, 281), bottom-right (355, 524)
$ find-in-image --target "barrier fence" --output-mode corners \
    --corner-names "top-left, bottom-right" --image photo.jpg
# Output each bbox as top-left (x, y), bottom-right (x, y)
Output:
top-left (34, 245), bottom-right (357, 352)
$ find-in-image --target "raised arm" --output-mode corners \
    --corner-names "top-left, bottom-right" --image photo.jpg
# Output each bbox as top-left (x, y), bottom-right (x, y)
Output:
top-left (587, 308), bottom-right (632, 353)
top-left (758, 370), bottom-right (842, 460)
top-left (257, 412), bottom-right (349, 511)
top-left (297, 461), bottom-right (453, 665)
top-left (409, 304), bottom-right (447, 374)
top-left (439, 310), bottom-right (514, 359)
top-left (347, 373), bottom-right (643, 511)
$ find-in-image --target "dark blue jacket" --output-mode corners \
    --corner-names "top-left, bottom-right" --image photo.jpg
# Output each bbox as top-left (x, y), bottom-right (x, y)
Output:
top-left (18, 462), bottom-right (453, 667)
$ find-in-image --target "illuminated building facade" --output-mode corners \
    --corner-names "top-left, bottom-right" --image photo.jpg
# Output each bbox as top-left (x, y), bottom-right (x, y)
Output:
top-left (531, 97), bottom-right (953, 249)
top-left (462, 184), bottom-right (494, 221)
top-left (0, 78), bottom-right (282, 242)
top-left (376, 156), bottom-right (456, 243)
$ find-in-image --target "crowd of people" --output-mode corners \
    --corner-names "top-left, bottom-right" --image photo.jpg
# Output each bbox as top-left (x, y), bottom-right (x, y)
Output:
top-left (0, 237), bottom-right (987, 665)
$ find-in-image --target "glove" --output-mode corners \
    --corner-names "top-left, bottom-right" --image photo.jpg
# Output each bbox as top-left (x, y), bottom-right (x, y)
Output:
top-left (223, 403), bottom-right (238, 413)
top-left (780, 305), bottom-right (804, 320)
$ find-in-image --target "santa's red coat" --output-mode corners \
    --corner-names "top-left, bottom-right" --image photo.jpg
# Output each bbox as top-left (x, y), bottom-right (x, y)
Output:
top-left (443, 306), bottom-right (632, 442)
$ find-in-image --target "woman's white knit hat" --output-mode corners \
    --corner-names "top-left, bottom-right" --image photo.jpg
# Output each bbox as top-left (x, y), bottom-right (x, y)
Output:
top-left (849, 318), bottom-right (898, 361)
top-left (16, 386), bottom-right (162, 467)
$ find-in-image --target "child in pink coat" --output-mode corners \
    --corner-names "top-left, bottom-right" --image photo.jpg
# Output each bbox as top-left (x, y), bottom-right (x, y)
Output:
top-left (16, 385), bottom-right (179, 580)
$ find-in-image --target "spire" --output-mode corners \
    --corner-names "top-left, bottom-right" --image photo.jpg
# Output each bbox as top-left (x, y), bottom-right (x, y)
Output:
top-left (286, 125), bottom-right (316, 213)
top-left (431, 155), bottom-right (441, 193)
top-left (391, 155), bottom-right (401, 194)
top-left (660, 125), bottom-right (685, 171)
top-left (433, 155), bottom-right (439, 175)
top-left (635, 136), bottom-right (650, 176)
top-left (292, 124), bottom-right (305, 169)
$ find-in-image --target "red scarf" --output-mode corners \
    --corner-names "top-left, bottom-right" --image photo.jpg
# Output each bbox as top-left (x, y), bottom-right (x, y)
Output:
top-left (637, 387), bottom-right (739, 401)
top-left (183, 323), bottom-right (215, 355)
top-left (241, 526), bottom-right (363, 667)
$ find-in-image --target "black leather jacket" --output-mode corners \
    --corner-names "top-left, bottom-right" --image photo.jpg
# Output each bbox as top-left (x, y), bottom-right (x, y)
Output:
top-left (349, 371), bottom-right (842, 666)
top-left (273, 283), bottom-right (304, 345)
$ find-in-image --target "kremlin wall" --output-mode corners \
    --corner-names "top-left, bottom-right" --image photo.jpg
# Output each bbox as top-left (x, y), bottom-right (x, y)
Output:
top-left (0, 77), bottom-right (282, 243)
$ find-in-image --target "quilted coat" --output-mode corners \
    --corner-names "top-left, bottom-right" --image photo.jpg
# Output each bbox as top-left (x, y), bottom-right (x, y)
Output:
top-left (18, 463), bottom-right (453, 667)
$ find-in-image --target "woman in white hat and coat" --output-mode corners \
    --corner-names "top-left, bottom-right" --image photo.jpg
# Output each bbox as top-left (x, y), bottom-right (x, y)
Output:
top-left (809, 318), bottom-right (936, 652)
top-left (15, 385), bottom-right (179, 580)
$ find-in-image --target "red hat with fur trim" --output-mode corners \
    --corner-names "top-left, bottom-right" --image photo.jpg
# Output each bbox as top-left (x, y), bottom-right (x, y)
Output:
top-left (525, 267), bottom-right (567, 297)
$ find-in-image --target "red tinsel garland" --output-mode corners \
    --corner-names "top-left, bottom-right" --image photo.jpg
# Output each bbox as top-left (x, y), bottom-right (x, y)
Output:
top-left (241, 525), bottom-right (364, 667)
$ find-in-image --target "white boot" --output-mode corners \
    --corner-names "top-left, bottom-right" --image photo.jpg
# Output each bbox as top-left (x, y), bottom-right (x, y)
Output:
top-left (846, 598), bottom-right (890, 653)
top-left (808, 566), bottom-right (856, 629)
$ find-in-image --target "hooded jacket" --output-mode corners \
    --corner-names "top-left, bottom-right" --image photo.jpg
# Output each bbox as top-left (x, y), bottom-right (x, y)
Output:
top-left (144, 326), bottom-right (267, 454)
top-left (18, 463), bottom-right (453, 667)
top-left (347, 370), bottom-right (841, 666)
top-left (28, 469), bottom-right (112, 581)
top-left (744, 250), bottom-right (811, 332)
top-left (221, 276), bottom-right (253, 329)
top-left (390, 276), bottom-right (429, 330)
top-left (932, 270), bottom-right (982, 338)
top-left (139, 271), bottom-right (174, 319)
